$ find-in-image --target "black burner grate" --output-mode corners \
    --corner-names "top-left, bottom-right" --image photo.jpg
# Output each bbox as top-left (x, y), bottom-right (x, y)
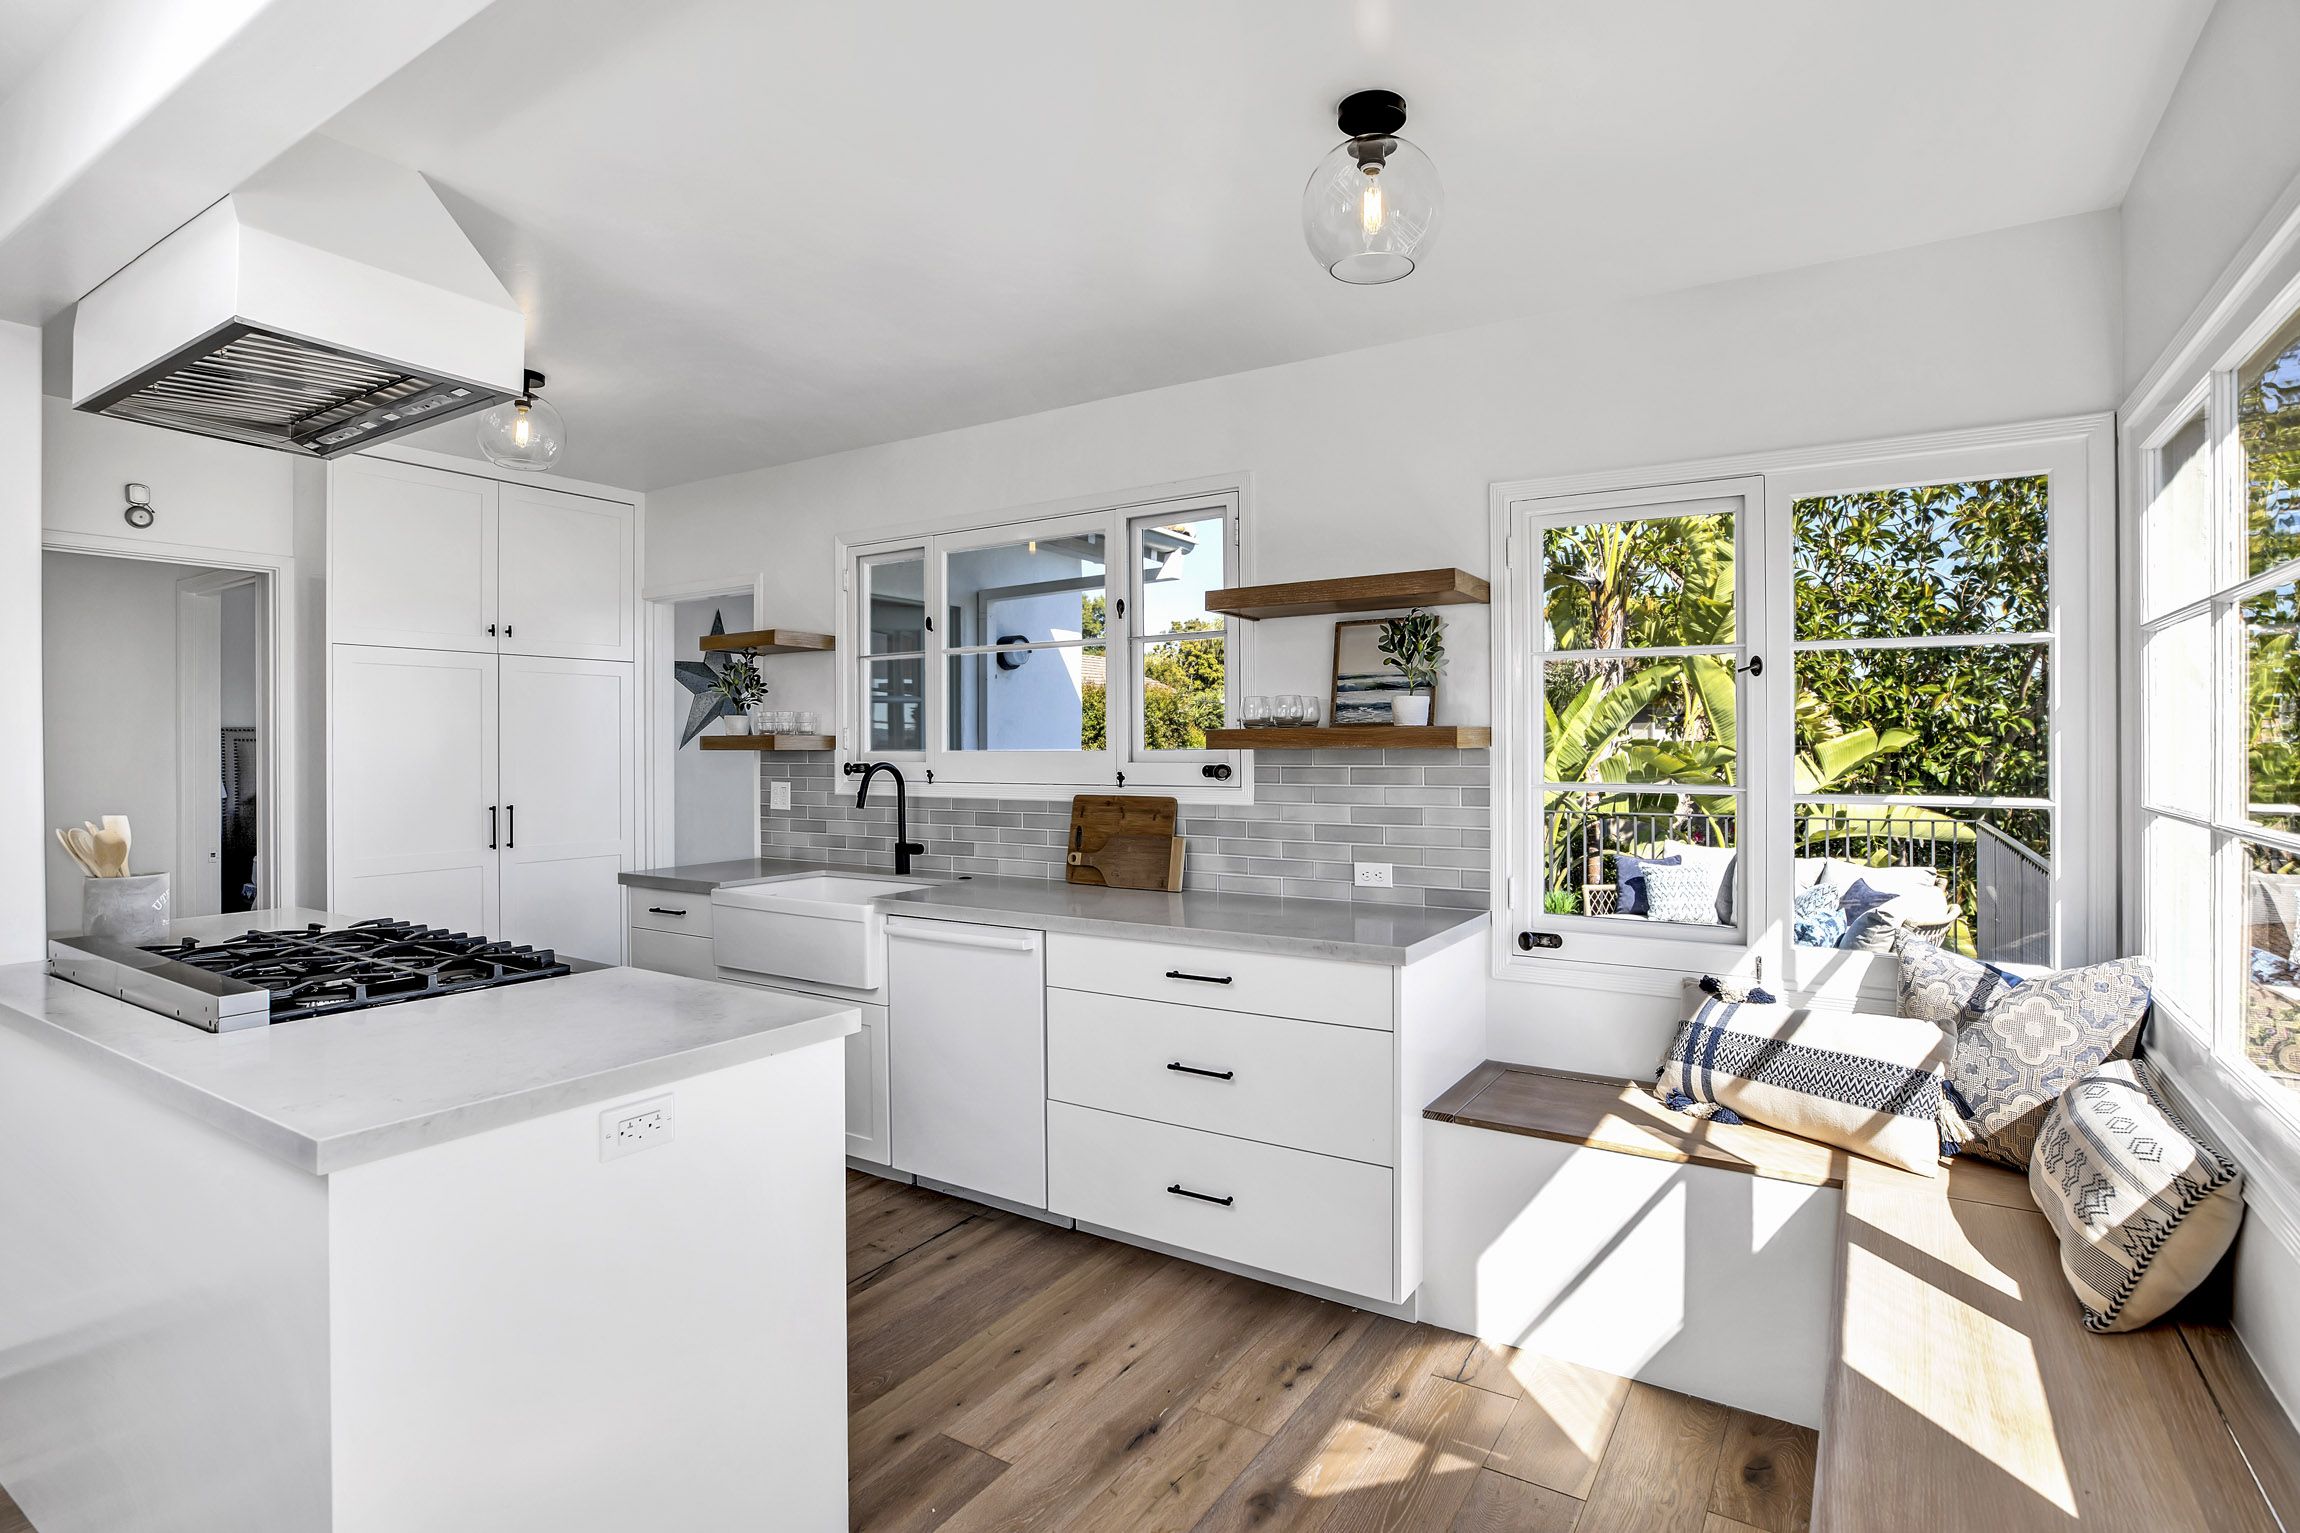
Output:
top-left (141, 918), bottom-right (573, 1022)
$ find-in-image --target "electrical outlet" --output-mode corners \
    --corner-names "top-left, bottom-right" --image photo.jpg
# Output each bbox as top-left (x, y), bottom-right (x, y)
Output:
top-left (770, 780), bottom-right (792, 811)
top-left (1355, 863), bottom-right (1393, 888)
top-left (600, 1094), bottom-right (675, 1161)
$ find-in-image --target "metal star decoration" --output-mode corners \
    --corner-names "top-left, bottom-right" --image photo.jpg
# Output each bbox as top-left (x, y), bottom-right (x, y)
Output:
top-left (675, 610), bottom-right (738, 747)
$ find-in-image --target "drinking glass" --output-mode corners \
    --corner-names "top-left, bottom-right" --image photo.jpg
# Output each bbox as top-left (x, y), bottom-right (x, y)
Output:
top-left (1242, 695), bottom-right (1270, 727)
top-left (1274, 694), bottom-right (1304, 727)
top-left (1301, 696), bottom-right (1322, 727)
top-left (798, 711), bottom-right (821, 734)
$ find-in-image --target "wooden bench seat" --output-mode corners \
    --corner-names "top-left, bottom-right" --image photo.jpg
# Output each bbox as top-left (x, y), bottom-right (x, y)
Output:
top-left (1426, 1061), bottom-right (2298, 1533)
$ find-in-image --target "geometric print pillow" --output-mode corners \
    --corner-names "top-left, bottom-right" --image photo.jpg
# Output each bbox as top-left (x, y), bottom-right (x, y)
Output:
top-left (1642, 860), bottom-right (1726, 926)
top-left (1893, 929), bottom-right (2022, 1030)
top-left (1943, 956), bottom-right (2153, 1168)
top-left (2029, 1060), bottom-right (2244, 1333)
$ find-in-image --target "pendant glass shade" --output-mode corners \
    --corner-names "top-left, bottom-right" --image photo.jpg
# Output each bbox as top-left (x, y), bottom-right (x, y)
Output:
top-left (1302, 132), bottom-right (1441, 284)
top-left (476, 380), bottom-right (564, 471)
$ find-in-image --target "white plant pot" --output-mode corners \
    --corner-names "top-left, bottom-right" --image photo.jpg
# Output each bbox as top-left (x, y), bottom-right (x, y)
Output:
top-left (723, 714), bottom-right (752, 735)
top-left (1393, 694), bottom-right (1432, 727)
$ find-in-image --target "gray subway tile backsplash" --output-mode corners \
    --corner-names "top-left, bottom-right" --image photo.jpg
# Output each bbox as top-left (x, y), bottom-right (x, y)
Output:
top-left (756, 751), bottom-right (1494, 909)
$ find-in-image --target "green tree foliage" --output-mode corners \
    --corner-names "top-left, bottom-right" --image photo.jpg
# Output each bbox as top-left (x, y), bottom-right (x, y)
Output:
top-left (1076, 606), bottom-right (1223, 751)
top-left (2242, 321), bottom-right (2300, 574)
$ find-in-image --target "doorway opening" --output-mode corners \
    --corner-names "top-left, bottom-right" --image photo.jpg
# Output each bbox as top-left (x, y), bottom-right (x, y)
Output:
top-left (40, 551), bottom-right (273, 929)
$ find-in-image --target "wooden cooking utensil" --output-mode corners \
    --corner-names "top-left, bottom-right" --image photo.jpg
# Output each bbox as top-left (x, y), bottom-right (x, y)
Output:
top-left (88, 818), bottom-right (130, 878)
top-left (102, 815), bottom-right (133, 877)
top-left (56, 828), bottom-right (103, 878)
top-left (1067, 832), bottom-right (1186, 892)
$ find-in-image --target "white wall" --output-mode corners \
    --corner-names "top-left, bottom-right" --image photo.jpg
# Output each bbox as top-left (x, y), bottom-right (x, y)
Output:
top-left (220, 581), bottom-right (263, 728)
top-left (0, 322), bottom-right (40, 959)
top-left (42, 397), bottom-right (295, 556)
top-left (40, 552), bottom-right (222, 929)
top-left (2119, 0), bottom-right (2300, 395)
top-left (647, 210), bottom-right (2124, 1074)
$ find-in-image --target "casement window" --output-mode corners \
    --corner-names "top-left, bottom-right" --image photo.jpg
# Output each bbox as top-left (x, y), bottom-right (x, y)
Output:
top-left (2135, 308), bottom-right (2300, 1115)
top-left (840, 489), bottom-right (1240, 792)
top-left (1493, 420), bottom-right (2108, 989)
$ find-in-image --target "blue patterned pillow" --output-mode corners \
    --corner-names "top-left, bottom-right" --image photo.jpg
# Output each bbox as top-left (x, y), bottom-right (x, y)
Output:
top-left (1613, 853), bottom-right (1680, 916)
top-left (1792, 882), bottom-right (1848, 948)
top-left (1896, 933), bottom-right (2153, 1168)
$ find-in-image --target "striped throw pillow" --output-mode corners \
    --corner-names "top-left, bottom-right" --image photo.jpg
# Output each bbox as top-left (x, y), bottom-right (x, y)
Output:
top-left (2030, 1060), bottom-right (2244, 1333)
top-left (1653, 996), bottom-right (1953, 1175)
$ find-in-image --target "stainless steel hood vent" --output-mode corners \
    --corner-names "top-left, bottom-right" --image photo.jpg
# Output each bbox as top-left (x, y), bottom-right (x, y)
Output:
top-left (73, 135), bottom-right (525, 457)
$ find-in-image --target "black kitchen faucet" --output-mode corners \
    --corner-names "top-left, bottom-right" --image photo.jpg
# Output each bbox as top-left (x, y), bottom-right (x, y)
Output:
top-left (844, 761), bottom-right (927, 876)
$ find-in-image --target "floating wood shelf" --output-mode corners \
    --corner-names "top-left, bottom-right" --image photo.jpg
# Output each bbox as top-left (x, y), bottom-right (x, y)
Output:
top-left (699, 733), bottom-right (837, 751)
top-left (698, 628), bottom-right (836, 654)
top-left (1205, 568), bottom-right (1489, 621)
top-left (1202, 725), bottom-right (1490, 750)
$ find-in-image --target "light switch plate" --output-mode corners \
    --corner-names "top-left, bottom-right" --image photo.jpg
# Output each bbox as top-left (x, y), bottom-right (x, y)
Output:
top-left (600, 1093), bottom-right (675, 1160)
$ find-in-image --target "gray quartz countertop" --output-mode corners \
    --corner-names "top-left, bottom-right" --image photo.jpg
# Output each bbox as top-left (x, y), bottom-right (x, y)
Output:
top-left (1, 908), bottom-right (859, 1176)
top-left (623, 861), bottom-right (1489, 964)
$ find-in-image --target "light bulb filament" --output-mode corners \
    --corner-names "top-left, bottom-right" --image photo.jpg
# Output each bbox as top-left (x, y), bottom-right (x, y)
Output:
top-left (1360, 168), bottom-right (1384, 237)
top-left (513, 401), bottom-right (532, 449)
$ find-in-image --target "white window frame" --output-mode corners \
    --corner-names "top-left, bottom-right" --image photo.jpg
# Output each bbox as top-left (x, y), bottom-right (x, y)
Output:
top-left (2123, 186), bottom-right (2300, 1222)
top-left (835, 477), bottom-right (1247, 799)
top-left (1491, 417), bottom-right (2113, 1003)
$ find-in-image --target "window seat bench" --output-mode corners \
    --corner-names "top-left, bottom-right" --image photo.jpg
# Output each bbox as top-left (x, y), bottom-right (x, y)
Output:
top-left (1420, 1061), bottom-right (2298, 1531)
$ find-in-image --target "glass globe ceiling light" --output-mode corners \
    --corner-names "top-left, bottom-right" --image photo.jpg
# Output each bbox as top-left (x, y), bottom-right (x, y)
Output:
top-left (1303, 89), bottom-right (1441, 285)
top-left (476, 368), bottom-right (565, 472)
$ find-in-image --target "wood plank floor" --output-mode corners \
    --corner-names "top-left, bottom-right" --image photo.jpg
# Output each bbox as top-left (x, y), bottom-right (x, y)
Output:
top-left (0, 1173), bottom-right (1815, 1531)
top-left (847, 1171), bottom-right (1818, 1533)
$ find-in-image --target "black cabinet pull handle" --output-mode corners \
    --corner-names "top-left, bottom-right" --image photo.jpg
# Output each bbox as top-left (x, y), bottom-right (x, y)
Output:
top-left (487, 805), bottom-right (498, 849)
top-left (1167, 1183), bottom-right (1233, 1207)
top-left (1167, 1061), bottom-right (1234, 1081)
top-left (1164, 969), bottom-right (1233, 985)
top-left (504, 624), bottom-right (513, 637)
top-left (647, 906), bottom-right (688, 917)
top-left (486, 623), bottom-right (497, 637)
top-left (506, 804), bottom-right (516, 849)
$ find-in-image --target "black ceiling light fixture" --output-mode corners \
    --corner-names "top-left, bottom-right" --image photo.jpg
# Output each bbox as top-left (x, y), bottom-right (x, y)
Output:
top-left (1302, 89), bottom-right (1443, 285)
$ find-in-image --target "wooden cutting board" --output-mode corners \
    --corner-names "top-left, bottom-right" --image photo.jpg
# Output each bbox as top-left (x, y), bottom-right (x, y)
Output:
top-left (1070, 833), bottom-right (1187, 891)
top-left (1066, 795), bottom-right (1184, 890)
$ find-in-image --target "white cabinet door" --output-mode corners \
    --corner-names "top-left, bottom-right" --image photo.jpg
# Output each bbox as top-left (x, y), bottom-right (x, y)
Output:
top-left (330, 646), bottom-right (498, 933)
top-left (845, 1006), bottom-right (891, 1166)
top-left (886, 919), bottom-right (1047, 1206)
top-left (328, 458), bottom-right (498, 652)
top-left (498, 655), bottom-right (634, 962)
top-left (497, 484), bottom-right (634, 662)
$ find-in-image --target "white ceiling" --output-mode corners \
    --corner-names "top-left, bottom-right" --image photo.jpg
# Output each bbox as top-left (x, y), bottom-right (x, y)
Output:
top-left (322, 0), bottom-right (2212, 490)
top-left (0, 0), bottom-right (86, 104)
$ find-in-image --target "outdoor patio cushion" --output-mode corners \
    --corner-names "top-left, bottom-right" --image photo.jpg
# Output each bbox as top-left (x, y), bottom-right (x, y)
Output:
top-left (1651, 994), bottom-right (1952, 1175)
top-left (1612, 852), bottom-right (1680, 916)
top-left (1663, 840), bottom-right (1738, 923)
top-left (1641, 861), bottom-right (1725, 925)
top-left (1793, 881), bottom-right (1849, 947)
top-left (1899, 939), bottom-right (2153, 1168)
top-left (2031, 1059), bottom-right (2243, 1333)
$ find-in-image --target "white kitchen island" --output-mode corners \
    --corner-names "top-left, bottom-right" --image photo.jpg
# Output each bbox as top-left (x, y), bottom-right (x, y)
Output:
top-left (0, 909), bottom-right (858, 1533)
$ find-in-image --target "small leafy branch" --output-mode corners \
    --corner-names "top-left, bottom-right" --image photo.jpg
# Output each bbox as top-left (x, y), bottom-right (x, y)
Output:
top-left (1376, 609), bottom-right (1446, 697)
top-left (711, 652), bottom-right (768, 710)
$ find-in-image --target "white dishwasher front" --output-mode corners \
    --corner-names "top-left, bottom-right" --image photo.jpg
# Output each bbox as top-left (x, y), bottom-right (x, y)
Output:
top-left (885, 916), bottom-right (1048, 1208)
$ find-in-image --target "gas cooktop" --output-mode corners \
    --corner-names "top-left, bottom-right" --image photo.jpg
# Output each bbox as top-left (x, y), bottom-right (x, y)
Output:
top-left (50, 918), bottom-right (574, 1032)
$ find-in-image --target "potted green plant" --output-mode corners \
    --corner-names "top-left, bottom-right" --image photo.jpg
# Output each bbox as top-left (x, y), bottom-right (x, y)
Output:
top-left (1376, 608), bottom-right (1445, 726)
top-left (711, 653), bottom-right (768, 733)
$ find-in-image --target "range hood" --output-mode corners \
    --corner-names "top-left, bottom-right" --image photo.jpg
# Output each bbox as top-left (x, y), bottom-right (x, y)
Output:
top-left (72, 135), bottom-right (525, 458)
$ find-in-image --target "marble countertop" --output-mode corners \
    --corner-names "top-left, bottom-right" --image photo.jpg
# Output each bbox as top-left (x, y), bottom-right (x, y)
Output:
top-left (2, 908), bottom-right (859, 1175)
top-left (623, 862), bottom-right (1489, 964)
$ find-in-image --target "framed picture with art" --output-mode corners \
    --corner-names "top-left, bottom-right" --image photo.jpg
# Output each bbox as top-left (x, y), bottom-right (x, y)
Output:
top-left (1331, 619), bottom-right (1430, 724)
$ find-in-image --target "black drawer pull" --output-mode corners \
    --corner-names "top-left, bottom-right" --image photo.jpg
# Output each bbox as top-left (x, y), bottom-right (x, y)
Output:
top-left (1167, 1061), bottom-right (1235, 1081)
top-left (1167, 1183), bottom-right (1234, 1207)
top-left (647, 906), bottom-right (689, 917)
top-left (1163, 969), bottom-right (1233, 985)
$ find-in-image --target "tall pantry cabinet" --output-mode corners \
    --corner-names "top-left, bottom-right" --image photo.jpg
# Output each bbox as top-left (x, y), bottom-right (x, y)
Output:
top-left (327, 456), bottom-right (638, 963)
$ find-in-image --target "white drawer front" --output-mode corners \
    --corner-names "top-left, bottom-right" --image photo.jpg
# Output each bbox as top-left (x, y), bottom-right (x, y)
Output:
top-left (1047, 1102), bottom-right (1395, 1302)
top-left (1046, 989), bottom-right (1394, 1165)
top-left (1044, 932), bottom-right (1392, 1030)
top-left (628, 926), bottom-right (718, 979)
top-left (626, 888), bottom-right (714, 940)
